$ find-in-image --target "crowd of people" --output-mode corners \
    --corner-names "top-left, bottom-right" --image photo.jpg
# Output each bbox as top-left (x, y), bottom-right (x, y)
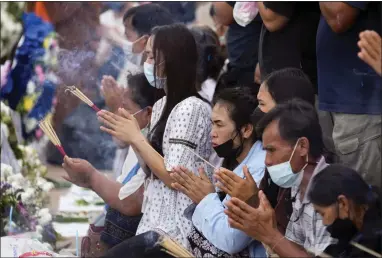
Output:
top-left (4, 1), bottom-right (381, 258)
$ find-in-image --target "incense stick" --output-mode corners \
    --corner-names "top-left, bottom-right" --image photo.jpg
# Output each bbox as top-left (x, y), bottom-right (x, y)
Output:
top-left (159, 235), bottom-right (194, 257)
top-left (186, 147), bottom-right (217, 170)
top-left (65, 85), bottom-right (100, 112)
top-left (161, 249), bottom-right (178, 257)
top-left (350, 241), bottom-right (382, 258)
top-left (8, 206), bottom-right (13, 236)
top-left (39, 114), bottom-right (67, 157)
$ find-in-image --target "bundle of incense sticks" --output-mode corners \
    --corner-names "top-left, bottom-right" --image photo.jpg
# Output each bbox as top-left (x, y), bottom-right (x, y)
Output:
top-left (39, 114), bottom-right (67, 157)
top-left (65, 85), bottom-right (101, 112)
top-left (159, 235), bottom-right (194, 258)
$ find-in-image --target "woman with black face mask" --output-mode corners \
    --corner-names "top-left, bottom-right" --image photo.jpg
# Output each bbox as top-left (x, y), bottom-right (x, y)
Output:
top-left (309, 164), bottom-right (382, 257)
top-left (170, 87), bottom-right (267, 257)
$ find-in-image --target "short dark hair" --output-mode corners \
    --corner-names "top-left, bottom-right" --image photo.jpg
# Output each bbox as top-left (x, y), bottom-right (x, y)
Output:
top-left (190, 26), bottom-right (225, 87)
top-left (123, 4), bottom-right (174, 36)
top-left (127, 73), bottom-right (163, 108)
top-left (263, 68), bottom-right (315, 106)
top-left (256, 99), bottom-right (324, 158)
top-left (309, 164), bottom-right (381, 212)
top-left (213, 87), bottom-right (260, 142)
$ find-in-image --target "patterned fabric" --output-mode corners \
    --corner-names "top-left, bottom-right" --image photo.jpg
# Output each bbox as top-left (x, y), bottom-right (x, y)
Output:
top-left (188, 224), bottom-right (249, 258)
top-left (285, 157), bottom-right (335, 256)
top-left (101, 207), bottom-right (143, 247)
top-left (137, 96), bottom-right (213, 251)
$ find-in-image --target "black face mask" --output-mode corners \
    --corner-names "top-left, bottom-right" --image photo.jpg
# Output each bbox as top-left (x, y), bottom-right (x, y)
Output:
top-left (213, 133), bottom-right (241, 158)
top-left (326, 205), bottom-right (358, 244)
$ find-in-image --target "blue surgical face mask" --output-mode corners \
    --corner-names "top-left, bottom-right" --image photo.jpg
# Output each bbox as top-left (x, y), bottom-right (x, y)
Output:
top-left (143, 62), bottom-right (166, 89)
top-left (267, 139), bottom-right (308, 188)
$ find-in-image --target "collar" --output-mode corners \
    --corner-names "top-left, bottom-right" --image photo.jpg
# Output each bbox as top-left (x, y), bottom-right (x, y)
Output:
top-left (233, 140), bottom-right (265, 178)
top-left (301, 156), bottom-right (328, 204)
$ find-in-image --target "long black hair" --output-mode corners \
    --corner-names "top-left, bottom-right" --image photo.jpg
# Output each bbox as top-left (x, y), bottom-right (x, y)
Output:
top-left (149, 24), bottom-right (203, 156)
top-left (309, 164), bottom-right (381, 218)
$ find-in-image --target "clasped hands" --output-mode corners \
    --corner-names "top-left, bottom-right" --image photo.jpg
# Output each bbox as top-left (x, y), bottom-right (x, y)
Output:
top-left (97, 107), bottom-right (142, 145)
top-left (172, 165), bottom-right (279, 245)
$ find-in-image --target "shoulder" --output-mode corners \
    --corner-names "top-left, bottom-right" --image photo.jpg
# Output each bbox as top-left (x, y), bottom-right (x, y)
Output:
top-left (171, 96), bottom-right (211, 117)
top-left (152, 96), bottom-right (167, 112)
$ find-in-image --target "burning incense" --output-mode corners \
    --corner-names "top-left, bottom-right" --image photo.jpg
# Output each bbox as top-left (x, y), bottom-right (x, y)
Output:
top-left (39, 114), bottom-right (67, 157)
top-left (159, 235), bottom-right (194, 258)
top-left (65, 85), bottom-right (101, 112)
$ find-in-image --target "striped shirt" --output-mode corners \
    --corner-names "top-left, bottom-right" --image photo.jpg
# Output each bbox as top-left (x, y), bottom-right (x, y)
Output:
top-left (285, 156), bottom-right (336, 256)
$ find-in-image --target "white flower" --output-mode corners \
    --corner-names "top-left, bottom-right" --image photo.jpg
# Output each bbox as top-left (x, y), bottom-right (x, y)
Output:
top-left (38, 213), bottom-right (52, 226)
top-left (21, 188), bottom-right (35, 202)
top-left (37, 208), bottom-right (50, 216)
top-left (0, 122), bottom-right (9, 144)
top-left (1, 101), bottom-right (10, 116)
top-left (26, 80), bottom-right (36, 95)
top-left (35, 225), bottom-right (43, 234)
top-left (42, 182), bottom-right (54, 192)
top-left (24, 117), bottom-right (38, 133)
top-left (0, 163), bottom-right (13, 180)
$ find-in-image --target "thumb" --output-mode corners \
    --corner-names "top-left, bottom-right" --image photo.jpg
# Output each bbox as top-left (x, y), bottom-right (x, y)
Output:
top-left (243, 165), bottom-right (256, 184)
top-left (198, 167), bottom-right (208, 181)
top-left (62, 175), bottom-right (74, 184)
top-left (258, 190), bottom-right (272, 210)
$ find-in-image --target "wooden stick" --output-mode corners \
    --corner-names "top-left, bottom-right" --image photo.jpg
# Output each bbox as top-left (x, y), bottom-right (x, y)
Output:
top-left (350, 241), bottom-right (382, 258)
top-left (186, 147), bottom-right (217, 170)
top-left (161, 249), bottom-right (178, 257)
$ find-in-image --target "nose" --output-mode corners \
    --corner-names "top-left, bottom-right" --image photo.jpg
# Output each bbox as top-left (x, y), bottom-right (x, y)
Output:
top-left (264, 153), bottom-right (272, 167)
top-left (210, 128), bottom-right (218, 138)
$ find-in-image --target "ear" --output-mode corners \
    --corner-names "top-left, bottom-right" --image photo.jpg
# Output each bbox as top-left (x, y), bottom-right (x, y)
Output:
top-left (143, 106), bottom-right (153, 125)
top-left (133, 35), bottom-right (149, 54)
top-left (337, 194), bottom-right (350, 219)
top-left (298, 137), bottom-right (310, 158)
top-left (241, 123), bottom-right (254, 140)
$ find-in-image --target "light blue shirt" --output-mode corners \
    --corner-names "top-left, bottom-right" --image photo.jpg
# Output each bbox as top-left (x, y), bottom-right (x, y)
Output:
top-left (192, 141), bottom-right (266, 256)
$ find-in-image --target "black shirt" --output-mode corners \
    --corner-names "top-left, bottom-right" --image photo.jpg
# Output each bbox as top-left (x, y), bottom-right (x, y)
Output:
top-left (226, 2), bottom-right (262, 74)
top-left (258, 2), bottom-right (320, 92)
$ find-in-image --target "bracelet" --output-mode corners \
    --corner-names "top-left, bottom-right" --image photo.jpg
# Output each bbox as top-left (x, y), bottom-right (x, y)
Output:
top-left (271, 236), bottom-right (285, 252)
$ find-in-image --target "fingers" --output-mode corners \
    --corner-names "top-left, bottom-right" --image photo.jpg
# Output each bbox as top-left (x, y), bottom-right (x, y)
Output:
top-left (219, 168), bottom-right (240, 182)
top-left (227, 218), bottom-right (245, 231)
top-left (197, 167), bottom-right (208, 181)
top-left (224, 209), bottom-right (244, 228)
top-left (360, 30), bottom-right (381, 56)
top-left (118, 108), bottom-right (134, 120)
top-left (98, 110), bottom-right (119, 125)
top-left (215, 181), bottom-right (231, 195)
top-left (97, 116), bottom-right (116, 130)
top-left (62, 175), bottom-right (74, 183)
top-left (224, 199), bottom-right (246, 220)
top-left (171, 182), bottom-right (190, 195)
top-left (358, 37), bottom-right (379, 61)
top-left (100, 126), bottom-right (117, 136)
top-left (230, 197), bottom-right (253, 214)
top-left (243, 165), bottom-right (256, 185)
top-left (258, 190), bottom-right (272, 210)
top-left (214, 170), bottom-right (234, 191)
top-left (170, 172), bottom-right (189, 189)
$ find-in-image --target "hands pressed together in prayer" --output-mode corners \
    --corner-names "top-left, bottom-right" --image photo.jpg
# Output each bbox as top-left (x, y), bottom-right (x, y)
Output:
top-left (170, 166), bottom-right (215, 204)
top-left (214, 165), bottom-right (259, 204)
top-left (97, 108), bottom-right (142, 145)
top-left (225, 191), bottom-right (280, 246)
top-left (101, 75), bottom-right (124, 112)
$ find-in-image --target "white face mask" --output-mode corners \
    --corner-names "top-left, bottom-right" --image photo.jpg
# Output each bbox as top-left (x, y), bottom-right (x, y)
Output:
top-left (267, 139), bottom-right (308, 188)
top-left (143, 62), bottom-right (166, 89)
top-left (123, 40), bottom-right (143, 66)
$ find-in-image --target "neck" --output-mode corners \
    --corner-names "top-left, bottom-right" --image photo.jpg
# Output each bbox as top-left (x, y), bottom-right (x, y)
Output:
top-left (236, 139), bottom-right (253, 164)
top-left (299, 156), bottom-right (320, 193)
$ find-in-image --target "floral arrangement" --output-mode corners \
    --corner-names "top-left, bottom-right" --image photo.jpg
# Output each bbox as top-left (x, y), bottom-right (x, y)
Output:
top-left (0, 2), bottom-right (24, 60)
top-left (1, 101), bottom-right (58, 248)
